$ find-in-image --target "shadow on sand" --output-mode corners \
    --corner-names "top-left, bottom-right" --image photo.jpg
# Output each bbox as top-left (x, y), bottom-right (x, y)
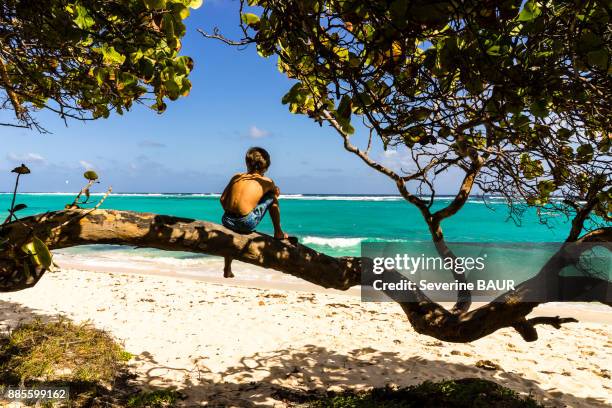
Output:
top-left (0, 299), bottom-right (608, 408)
top-left (133, 344), bottom-right (609, 407)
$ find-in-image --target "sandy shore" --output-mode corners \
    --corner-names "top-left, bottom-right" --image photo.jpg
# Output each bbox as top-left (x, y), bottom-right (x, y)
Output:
top-left (0, 263), bottom-right (610, 407)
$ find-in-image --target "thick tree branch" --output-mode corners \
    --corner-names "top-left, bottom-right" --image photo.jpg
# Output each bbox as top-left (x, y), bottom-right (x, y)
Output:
top-left (432, 156), bottom-right (483, 222)
top-left (566, 183), bottom-right (605, 242)
top-left (322, 109), bottom-right (474, 314)
top-left (1, 209), bottom-right (607, 343)
top-left (0, 209), bottom-right (361, 292)
top-left (578, 227), bottom-right (612, 243)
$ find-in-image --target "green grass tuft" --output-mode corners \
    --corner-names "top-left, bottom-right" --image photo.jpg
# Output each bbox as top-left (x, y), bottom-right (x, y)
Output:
top-left (127, 389), bottom-right (182, 407)
top-left (306, 378), bottom-right (543, 408)
top-left (0, 318), bottom-right (130, 384)
top-left (0, 318), bottom-right (183, 407)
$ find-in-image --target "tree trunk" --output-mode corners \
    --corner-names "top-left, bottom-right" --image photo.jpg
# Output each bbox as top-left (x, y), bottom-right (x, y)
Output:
top-left (0, 209), bottom-right (608, 343)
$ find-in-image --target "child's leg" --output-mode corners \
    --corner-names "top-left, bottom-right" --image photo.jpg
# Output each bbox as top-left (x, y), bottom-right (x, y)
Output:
top-left (248, 192), bottom-right (288, 239)
top-left (268, 197), bottom-right (287, 239)
top-left (223, 256), bottom-right (234, 278)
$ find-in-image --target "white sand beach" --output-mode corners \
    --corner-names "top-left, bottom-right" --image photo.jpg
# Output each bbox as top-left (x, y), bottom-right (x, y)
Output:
top-left (0, 258), bottom-right (610, 407)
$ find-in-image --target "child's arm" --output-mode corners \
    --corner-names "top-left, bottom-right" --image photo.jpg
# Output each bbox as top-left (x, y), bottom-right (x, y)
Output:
top-left (261, 176), bottom-right (279, 197)
top-left (220, 184), bottom-right (229, 210)
top-left (220, 174), bottom-right (240, 210)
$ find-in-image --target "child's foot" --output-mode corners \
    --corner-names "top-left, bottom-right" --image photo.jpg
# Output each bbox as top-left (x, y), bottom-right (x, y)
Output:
top-left (223, 267), bottom-right (234, 278)
top-left (274, 232), bottom-right (298, 245)
top-left (274, 231), bottom-right (289, 240)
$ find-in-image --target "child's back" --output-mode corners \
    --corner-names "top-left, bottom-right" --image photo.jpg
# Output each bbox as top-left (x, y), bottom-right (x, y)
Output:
top-left (221, 172), bottom-right (275, 216)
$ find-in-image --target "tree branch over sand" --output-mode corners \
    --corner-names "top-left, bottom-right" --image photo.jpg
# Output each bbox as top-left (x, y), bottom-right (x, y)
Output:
top-left (1, 209), bottom-right (609, 343)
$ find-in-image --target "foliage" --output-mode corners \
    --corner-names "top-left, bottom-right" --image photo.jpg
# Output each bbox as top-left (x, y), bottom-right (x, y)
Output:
top-left (3, 164), bottom-right (30, 224)
top-left (127, 389), bottom-right (182, 407)
top-left (0, 318), bottom-right (131, 384)
top-left (236, 0), bottom-right (611, 229)
top-left (306, 378), bottom-right (543, 408)
top-left (0, 0), bottom-right (202, 131)
top-left (0, 165), bottom-right (54, 273)
top-left (20, 236), bottom-right (53, 270)
top-left (67, 170), bottom-right (101, 209)
top-left (83, 170), bottom-right (99, 182)
top-left (0, 317), bottom-right (182, 406)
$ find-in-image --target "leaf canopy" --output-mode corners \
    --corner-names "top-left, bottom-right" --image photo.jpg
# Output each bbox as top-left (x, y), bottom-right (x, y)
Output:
top-left (0, 0), bottom-right (201, 130)
top-left (238, 0), bottom-right (611, 225)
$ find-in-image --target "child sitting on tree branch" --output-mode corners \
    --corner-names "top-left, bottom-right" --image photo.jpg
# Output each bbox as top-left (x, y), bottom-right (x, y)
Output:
top-left (220, 147), bottom-right (292, 278)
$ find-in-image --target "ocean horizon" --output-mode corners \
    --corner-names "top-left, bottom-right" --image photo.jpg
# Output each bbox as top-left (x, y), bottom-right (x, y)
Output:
top-left (1, 192), bottom-right (576, 259)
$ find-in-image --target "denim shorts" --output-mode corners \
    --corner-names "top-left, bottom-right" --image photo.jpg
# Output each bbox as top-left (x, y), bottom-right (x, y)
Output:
top-left (222, 192), bottom-right (275, 233)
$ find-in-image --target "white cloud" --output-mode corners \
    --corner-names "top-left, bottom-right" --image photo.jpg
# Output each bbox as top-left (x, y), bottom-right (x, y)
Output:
top-left (248, 125), bottom-right (270, 139)
top-left (380, 148), bottom-right (414, 170)
top-left (6, 152), bottom-right (46, 164)
top-left (79, 160), bottom-right (95, 169)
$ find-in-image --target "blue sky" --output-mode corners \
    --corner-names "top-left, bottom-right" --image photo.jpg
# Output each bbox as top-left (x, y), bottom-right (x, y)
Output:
top-left (0, 1), bottom-right (460, 194)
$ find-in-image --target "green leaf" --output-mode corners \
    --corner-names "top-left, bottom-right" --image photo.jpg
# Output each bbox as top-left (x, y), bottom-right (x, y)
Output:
top-left (162, 14), bottom-right (175, 39)
top-left (486, 45), bottom-right (501, 56)
top-left (97, 45), bottom-right (126, 66)
top-left (140, 58), bottom-right (156, 82)
top-left (241, 13), bottom-right (260, 27)
top-left (557, 128), bottom-right (572, 140)
top-left (538, 180), bottom-right (555, 194)
top-left (578, 31), bottom-right (602, 51)
top-left (152, 101), bottom-right (167, 113)
top-left (520, 154), bottom-right (544, 179)
top-left (517, 1), bottom-right (541, 22)
top-left (21, 237), bottom-right (53, 269)
top-left (11, 164), bottom-right (31, 175)
top-left (12, 203), bottom-right (27, 212)
top-left (172, 3), bottom-right (190, 19)
top-left (576, 144), bottom-right (594, 163)
top-left (73, 4), bottom-right (95, 29)
top-left (530, 100), bottom-right (549, 118)
top-left (281, 83), bottom-right (304, 105)
top-left (33, 237), bottom-right (53, 269)
top-left (412, 107), bottom-right (431, 121)
top-left (84, 170), bottom-right (99, 180)
top-left (513, 114), bottom-right (530, 129)
top-left (587, 50), bottom-right (609, 70)
top-left (537, 180), bottom-right (555, 202)
top-left (144, 0), bottom-right (166, 10)
top-left (598, 134), bottom-right (611, 153)
top-left (337, 95), bottom-right (352, 119)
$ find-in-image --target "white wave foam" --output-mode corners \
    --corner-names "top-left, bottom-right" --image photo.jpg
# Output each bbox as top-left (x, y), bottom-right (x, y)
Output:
top-left (0, 192), bottom-right (539, 206)
top-left (54, 253), bottom-right (222, 274)
top-left (280, 195), bottom-right (402, 201)
top-left (0, 192), bottom-right (222, 197)
top-left (301, 236), bottom-right (364, 248)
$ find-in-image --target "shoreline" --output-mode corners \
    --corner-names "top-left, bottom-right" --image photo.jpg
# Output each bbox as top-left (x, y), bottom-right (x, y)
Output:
top-left (1, 264), bottom-right (610, 407)
top-left (55, 255), bottom-right (612, 324)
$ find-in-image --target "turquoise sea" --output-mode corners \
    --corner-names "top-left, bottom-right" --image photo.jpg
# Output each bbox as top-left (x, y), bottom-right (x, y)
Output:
top-left (3, 192), bottom-right (610, 301)
top-left (0, 192), bottom-right (577, 260)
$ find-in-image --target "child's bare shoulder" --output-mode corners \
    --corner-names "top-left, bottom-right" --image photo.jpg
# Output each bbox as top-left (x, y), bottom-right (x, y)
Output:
top-left (260, 175), bottom-right (275, 185)
top-left (253, 174), bottom-right (275, 190)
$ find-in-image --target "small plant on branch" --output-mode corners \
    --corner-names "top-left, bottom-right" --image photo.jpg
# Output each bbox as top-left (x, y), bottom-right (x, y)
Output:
top-left (66, 170), bottom-right (100, 209)
top-left (3, 164), bottom-right (30, 225)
